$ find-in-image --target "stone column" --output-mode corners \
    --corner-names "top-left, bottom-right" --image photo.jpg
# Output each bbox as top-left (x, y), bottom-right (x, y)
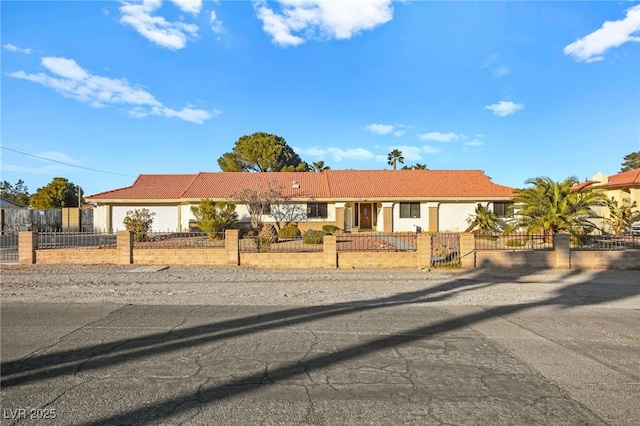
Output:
top-left (18, 231), bottom-right (37, 265)
top-left (417, 233), bottom-right (431, 269)
top-left (459, 233), bottom-right (475, 269)
top-left (381, 202), bottom-right (394, 233)
top-left (334, 202), bottom-right (346, 231)
top-left (323, 235), bottom-right (337, 268)
top-left (426, 203), bottom-right (440, 233)
top-left (225, 229), bottom-right (240, 265)
top-left (554, 233), bottom-right (571, 269)
top-left (116, 231), bottom-right (133, 265)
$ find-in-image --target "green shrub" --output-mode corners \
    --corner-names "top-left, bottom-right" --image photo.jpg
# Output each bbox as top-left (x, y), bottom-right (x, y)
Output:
top-left (506, 239), bottom-right (525, 248)
top-left (303, 229), bottom-right (326, 244)
top-left (256, 236), bottom-right (272, 252)
top-left (322, 225), bottom-right (339, 234)
top-left (278, 223), bottom-right (301, 238)
top-left (123, 208), bottom-right (155, 242)
top-left (190, 200), bottom-right (238, 239)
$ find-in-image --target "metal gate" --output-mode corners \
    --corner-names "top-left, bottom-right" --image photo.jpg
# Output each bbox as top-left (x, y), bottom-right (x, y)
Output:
top-left (0, 234), bottom-right (18, 263)
top-left (431, 233), bottom-right (460, 268)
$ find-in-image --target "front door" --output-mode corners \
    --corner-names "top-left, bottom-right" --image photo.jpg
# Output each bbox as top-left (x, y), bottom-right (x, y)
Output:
top-left (360, 203), bottom-right (372, 229)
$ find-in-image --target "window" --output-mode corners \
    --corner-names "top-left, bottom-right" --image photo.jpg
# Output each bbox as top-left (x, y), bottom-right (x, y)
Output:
top-left (307, 202), bottom-right (328, 219)
top-left (399, 202), bottom-right (420, 218)
top-left (493, 202), bottom-right (512, 217)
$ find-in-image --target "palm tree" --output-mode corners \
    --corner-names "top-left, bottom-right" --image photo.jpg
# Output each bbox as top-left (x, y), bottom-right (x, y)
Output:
top-left (311, 161), bottom-right (330, 172)
top-left (606, 198), bottom-right (639, 235)
top-left (505, 176), bottom-right (606, 239)
top-left (466, 203), bottom-right (498, 233)
top-left (387, 149), bottom-right (404, 170)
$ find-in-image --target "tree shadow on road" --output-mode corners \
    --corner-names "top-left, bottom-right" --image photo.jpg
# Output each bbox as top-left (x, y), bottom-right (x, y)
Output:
top-left (1, 262), bottom-right (638, 425)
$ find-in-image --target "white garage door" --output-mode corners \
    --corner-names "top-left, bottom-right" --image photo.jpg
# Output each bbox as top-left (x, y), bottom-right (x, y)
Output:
top-left (111, 206), bottom-right (179, 232)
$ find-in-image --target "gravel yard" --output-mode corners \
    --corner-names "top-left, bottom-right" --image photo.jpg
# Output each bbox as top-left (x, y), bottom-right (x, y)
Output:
top-left (1, 264), bottom-right (638, 308)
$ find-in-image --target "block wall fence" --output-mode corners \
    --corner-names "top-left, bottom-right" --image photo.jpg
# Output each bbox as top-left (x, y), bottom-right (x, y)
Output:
top-left (17, 231), bottom-right (640, 270)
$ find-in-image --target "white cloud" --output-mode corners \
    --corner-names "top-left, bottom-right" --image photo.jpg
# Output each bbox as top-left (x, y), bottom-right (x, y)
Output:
top-left (484, 100), bottom-right (524, 117)
top-left (327, 147), bottom-right (375, 162)
top-left (365, 123), bottom-right (408, 136)
top-left (254, 0), bottom-right (394, 46)
top-left (564, 4), bottom-right (640, 63)
top-left (417, 131), bottom-right (460, 142)
top-left (492, 66), bottom-right (511, 78)
top-left (119, 0), bottom-right (199, 50)
top-left (465, 140), bottom-right (484, 147)
top-left (8, 56), bottom-right (212, 124)
top-left (170, 0), bottom-right (202, 15)
top-left (210, 10), bottom-right (224, 34)
top-left (42, 57), bottom-right (90, 80)
top-left (297, 146), bottom-right (375, 162)
top-left (151, 106), bottom-right (211, 124)
top-left (4, 43), bottom-right (33, 54)
top-left (365, 123), bottom-right (395, 135)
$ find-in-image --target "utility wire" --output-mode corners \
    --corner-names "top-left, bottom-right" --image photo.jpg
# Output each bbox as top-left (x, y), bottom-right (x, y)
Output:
top-left (1, 146), bottom-right (136, 178)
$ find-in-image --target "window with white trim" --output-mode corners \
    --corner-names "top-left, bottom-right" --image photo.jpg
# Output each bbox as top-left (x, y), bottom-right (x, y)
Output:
top-left (399, 202), bottom-right (420, 218)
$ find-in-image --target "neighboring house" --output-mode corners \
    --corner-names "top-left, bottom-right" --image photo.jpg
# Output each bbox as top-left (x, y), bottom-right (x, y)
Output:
top-left (85, 170), bottom-right (515, 233)
top-left (0, 197), bottom-right (26, 209)
top-left (581, 169), bottom-right (640, 231)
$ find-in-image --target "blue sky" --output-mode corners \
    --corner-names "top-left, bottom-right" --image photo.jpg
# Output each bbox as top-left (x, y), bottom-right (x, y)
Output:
top-left (2, 0), bottom-right (639, 197)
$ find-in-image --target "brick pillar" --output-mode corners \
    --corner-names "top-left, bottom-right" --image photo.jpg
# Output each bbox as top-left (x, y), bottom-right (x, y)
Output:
top-left (428, 207), bottom-right (438, 233)
top-left (225, 229), bottom-right (239, 265)
top-left (417, 234), bottom-right (431, 269)
top-left (459, 233), bottom-right (475, 269)
top-left (554, 233), bottom-right (571, 269)
top-left (379, 202), bottom-right (394, 233)
top-left (18, 231), bottom-right (37, 265)
top-left (323, 235), bottom-right (337, 269)
top-left (116, 231), bottom-right (133, 265)
top-left (335, 205), bottom-right (345, 230)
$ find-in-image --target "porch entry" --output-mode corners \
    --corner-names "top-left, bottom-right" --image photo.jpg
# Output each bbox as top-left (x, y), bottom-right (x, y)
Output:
top-left (359, 203), bottom-right (372, 229)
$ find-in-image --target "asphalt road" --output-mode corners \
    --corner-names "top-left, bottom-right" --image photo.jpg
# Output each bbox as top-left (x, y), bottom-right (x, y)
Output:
top-left (2, 297), bottom-right (639, 425)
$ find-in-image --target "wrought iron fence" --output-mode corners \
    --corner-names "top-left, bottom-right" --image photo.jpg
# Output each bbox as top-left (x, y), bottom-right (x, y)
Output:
top-left (571, 233), bottom-right (640, 251)
top-left (239, 236), bottom-right (323, 253)
top-left (133, 231), bottom-right (225, 249)
top-left (1, 234), bottom-right (18, 262)
top-left (37, 232), bottom-right (117, 250)
top-left (431, 233), bottom-right (460, 268)
top-left (336, 232), bottom-right (417, 252)
top-left (474, 233), bottom-right (552, 250)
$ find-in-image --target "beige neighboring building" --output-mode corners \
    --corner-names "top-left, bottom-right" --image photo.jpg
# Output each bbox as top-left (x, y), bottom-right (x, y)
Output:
top-left (584, 169), bottom-right (640, 231)
top-left (86, 169), bottom-right (515, 234)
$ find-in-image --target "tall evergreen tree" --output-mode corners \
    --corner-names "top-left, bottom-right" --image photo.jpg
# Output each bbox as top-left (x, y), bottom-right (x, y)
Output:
top-left (620, 151), bottom-right (640, 172)
top-left (217, 132), bottom-right (308, 172)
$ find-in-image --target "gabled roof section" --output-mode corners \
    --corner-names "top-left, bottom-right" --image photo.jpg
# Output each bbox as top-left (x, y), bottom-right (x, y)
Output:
top-left (87, 174), bottom-right (198, 200)
top-left (603, 169), bottom-right (640, 189)
top-left (325, 170), bottom-right (514, 198)
top-left (87, 170), bottom-right (515, 201)
top-left (181, 172), bottom-right (330, 199)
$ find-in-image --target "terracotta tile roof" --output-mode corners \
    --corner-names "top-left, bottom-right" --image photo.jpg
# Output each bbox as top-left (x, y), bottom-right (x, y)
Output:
top-left (324, 169), bottom-right (514, 198)
top-left (180, 172), bottom-right (330, 199)
top-left (603, 169), bottom-right (640, 188)
top-left (87, 174), bottom-right (198, 200)
top-left (87, 170), bottom-right (514, 201)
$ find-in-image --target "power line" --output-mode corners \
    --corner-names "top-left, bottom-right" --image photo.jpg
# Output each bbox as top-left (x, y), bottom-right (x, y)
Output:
top-left (1, 146), bottom-right (137, 178)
